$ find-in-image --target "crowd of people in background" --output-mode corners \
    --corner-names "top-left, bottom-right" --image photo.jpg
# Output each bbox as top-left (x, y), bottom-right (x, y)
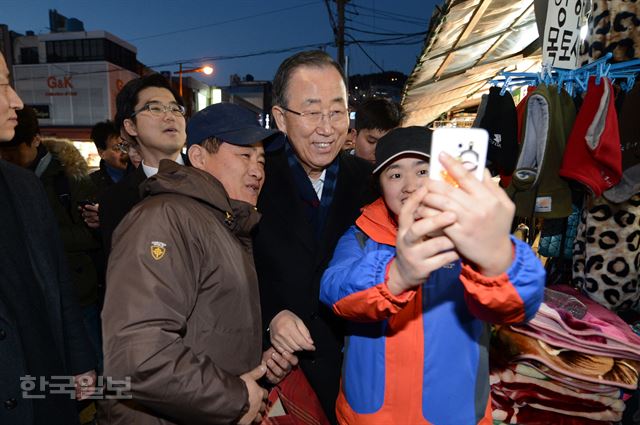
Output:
top-left (0, 47), bottom-right (545, 425)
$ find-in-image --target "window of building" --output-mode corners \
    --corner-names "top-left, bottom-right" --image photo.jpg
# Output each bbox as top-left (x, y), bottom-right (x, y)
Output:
top-left (20, 47), bottom-right (39, 64)
top-left (45, 38), bottom-right (135, 71)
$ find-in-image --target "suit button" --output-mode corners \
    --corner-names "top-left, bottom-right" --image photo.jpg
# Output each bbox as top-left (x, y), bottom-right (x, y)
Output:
top-left (0, 329), bottom-right (6, 340)
top-left (4, 398), bottom-right (17, 410)
top-left (310, 312), bottom-right (318, 320)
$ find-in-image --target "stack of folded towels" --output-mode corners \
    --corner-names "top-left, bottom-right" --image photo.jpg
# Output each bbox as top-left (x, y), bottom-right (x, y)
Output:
top-left (491, 285), bottom-right (640, 425)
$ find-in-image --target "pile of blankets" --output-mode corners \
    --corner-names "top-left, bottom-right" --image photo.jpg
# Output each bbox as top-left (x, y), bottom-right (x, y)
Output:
top-left (491, 285), bottom-right (640, 425)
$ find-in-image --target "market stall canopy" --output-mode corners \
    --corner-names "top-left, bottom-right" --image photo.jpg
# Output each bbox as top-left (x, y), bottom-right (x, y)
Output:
top-left (403, 0), bottom-right (542, 126)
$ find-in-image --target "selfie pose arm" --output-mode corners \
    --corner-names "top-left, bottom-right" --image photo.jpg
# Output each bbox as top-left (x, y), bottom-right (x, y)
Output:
top-left (321, 186), bottom-right (458, 321)
top-left (424, 153), bottom-right (545, 324)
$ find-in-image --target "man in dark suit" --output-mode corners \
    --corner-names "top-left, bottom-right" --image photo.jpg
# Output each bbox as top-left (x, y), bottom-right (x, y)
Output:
top-left (253, 50), bottom-right (374, 424)
top-left (0, 51), bottom-right (96, 425)
top-left (89, 120), bottom-right (128, 194)
top-left (92, 74), bottom-right (187, 253)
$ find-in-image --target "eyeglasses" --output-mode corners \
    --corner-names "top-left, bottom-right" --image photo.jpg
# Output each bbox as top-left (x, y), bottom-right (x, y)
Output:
top-left (281, 106), bottom-right (348, 126)
top-left (107, 143), bottom-right (127, 153)
top-left (113, 137), bottom-right (131, 154)
top-left (131, 102), bottom-right (186, 118)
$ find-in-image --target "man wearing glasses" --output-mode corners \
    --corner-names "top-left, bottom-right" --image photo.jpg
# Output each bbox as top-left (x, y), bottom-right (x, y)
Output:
top-left (96, 74), bottom-right (187, 253)
top-left (89, 120), bottom-right (129, 193)
top-left (253, 50), bottom-right (375, 423)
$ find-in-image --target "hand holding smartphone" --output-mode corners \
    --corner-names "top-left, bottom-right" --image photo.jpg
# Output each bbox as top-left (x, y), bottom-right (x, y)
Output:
top-left (428, 128), bottom-right (489, 184)
top-left (77, 199), bottom-right (96, 208)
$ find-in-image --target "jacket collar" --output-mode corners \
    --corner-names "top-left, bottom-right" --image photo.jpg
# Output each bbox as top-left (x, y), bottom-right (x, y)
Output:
top-left (355, 197), bottom-right (397, 246)
top-left (142, 160), bottom-right (260, 239)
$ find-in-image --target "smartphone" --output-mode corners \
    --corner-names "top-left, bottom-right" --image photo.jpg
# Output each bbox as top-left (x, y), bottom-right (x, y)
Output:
top-left (429, 128), bottom-right (489, 183)
top-left (77, 199), bottom-right (96, 208)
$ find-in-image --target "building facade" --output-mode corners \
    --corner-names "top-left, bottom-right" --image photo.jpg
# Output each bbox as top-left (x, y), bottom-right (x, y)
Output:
top-left (11, 30), bottom-right (139, 141)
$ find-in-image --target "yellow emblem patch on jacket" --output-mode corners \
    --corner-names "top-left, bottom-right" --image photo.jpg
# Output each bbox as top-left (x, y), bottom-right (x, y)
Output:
top-left (150, 241), bottom-right (167, 260)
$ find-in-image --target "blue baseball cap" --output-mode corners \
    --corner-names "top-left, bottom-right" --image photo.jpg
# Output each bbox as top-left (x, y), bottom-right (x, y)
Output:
top-left (186, 103), bottom-right (282, 151)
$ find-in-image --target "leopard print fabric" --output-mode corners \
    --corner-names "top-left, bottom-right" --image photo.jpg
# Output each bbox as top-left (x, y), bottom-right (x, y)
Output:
top-left (573, 193), bottom-right (640, 312)
top-left (580, 0), bottom-right (640, 64)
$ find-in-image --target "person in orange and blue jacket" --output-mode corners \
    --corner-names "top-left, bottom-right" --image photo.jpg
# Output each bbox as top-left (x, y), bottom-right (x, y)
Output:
top-left (320, 126), bottom-right (545, 425)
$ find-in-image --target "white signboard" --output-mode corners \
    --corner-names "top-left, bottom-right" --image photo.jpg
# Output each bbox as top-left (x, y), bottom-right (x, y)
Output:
top-left (13, 62), bottom-right (137, 126)
top-left (543, 0), bottom-right (585, 69)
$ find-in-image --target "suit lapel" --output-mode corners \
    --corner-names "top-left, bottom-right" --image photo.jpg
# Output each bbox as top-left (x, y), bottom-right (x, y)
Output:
top-left (316, 155), bottom-right (350, 267)
top-left (261, 151), bottom-right (315, 253)
top-left (127, 165), bottom-right (147, 201)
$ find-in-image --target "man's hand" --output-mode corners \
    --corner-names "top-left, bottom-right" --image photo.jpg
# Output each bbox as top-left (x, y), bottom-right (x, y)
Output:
top-left (262, 347), bottom-right (298, 385)
top-left (238, 365), bottom-right (268, 424)
top-left (73, 370), bottom-right (97, 401)
top-left (387, 185), bottom-right (459, 296)
top-left (80, 203), bottom-right (100, 229)
top-left (424, 152), bottom-right (515, 276)
top-left (269, 310), bottom-right (315, 354)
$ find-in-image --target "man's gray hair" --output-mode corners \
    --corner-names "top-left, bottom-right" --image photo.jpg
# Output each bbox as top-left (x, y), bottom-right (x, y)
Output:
top-left (272, 50), bottom-right (346, 108)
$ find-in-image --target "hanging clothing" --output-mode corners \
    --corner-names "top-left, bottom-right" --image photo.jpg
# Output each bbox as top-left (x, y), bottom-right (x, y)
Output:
top-left (573, 193), bottom-right (640, 312)
top-left (507, 84), bottom-right (576, 219)
top-left (475, 86), bottom-right (519, 176)
top-left (560, 76), bottom-right (622, 197)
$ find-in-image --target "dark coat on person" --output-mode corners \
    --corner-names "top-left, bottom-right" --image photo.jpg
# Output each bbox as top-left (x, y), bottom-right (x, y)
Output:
top-left (253, 148), bottom-right (374, 423)
top-left (90, 159), bottom-right (117, 196)
top-left (0, 159), bottom-right (96, 425)
top-left (98, 165), bottom-right (146, 254)
top-left (38, 138), bottom-right (101, 306)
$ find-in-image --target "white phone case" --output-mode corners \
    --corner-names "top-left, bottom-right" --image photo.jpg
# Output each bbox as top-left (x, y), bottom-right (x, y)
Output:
top-left (429, 128), bottom-right (489, 182)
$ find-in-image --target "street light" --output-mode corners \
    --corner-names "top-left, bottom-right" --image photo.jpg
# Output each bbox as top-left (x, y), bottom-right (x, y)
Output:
top-left (178, 64), bottom-right (214, 97)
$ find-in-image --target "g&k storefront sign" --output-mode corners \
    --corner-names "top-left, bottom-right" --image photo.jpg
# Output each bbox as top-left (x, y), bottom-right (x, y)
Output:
top-left (46, 75), bottom-right (77, 97)
top-left (13, 62), bottom-right (137, 126)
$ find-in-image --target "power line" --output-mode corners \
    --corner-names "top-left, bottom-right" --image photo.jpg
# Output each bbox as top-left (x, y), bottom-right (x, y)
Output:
top-left (324, 0), bottom-right (338, 37)
top-left (345, 8), bottom-right (426, 27)
top-left (11, 32), bottom-right (424, 83)
top-left (348, 2), bottom-right (429, 25)
top-left (345, 34), bottom-right (384, 73)
top-left (144, 41), bottom-right (335, 68)
top-left (128, 1), bottom-right (320, 42)
top-left (11, 41), bottom-right (334, 82)
top-left (344, 17), bottom-right (403, 34)
top-left (345, 26), bottom-right (426, 37)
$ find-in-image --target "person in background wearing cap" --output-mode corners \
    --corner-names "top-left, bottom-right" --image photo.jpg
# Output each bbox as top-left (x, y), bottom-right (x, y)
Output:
top-left (88, 73), bottom-right (187, 253)
top-left (351, 98), bottom-right (402, 163)
top-left (254, 50), bottom-right (375, 423)
top-left (101, 103), bottom-right (296, 425)
top-left (0, 51), bottom-right (97, 425)
top-left (320, 126), bottom-right (545, 425)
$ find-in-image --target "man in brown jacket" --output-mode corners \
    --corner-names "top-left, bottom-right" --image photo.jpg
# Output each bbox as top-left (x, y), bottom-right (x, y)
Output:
top-left (101, 103), bottom-right (290, 425)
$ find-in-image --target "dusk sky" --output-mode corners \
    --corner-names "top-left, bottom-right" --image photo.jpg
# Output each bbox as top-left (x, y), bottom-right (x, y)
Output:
top-left (1, 0), bottom-right (439, 86)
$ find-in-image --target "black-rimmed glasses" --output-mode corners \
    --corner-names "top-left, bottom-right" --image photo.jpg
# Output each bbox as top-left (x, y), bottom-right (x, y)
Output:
top-left (131, 102), bottom-right (186, 118)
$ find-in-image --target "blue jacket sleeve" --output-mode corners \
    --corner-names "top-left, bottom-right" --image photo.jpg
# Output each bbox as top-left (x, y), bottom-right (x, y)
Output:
top-left (461, 236), bottom-right (545, 324)
top-left (320, 227), bottom-right (416, 322)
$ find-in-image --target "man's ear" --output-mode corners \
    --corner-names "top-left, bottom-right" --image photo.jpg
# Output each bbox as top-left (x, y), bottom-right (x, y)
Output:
top-left (32, 135), bottom-right (41, 147)
top-left (188, 145), bottom-right (206, 170)
top-left (271, 105), bottom-right (287, 134)
top-left (123, 118), bottom-right (138, 138)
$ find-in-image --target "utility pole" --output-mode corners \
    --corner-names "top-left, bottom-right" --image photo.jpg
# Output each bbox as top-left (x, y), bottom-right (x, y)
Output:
top-left (337, 0), bottom-right (348, 70)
